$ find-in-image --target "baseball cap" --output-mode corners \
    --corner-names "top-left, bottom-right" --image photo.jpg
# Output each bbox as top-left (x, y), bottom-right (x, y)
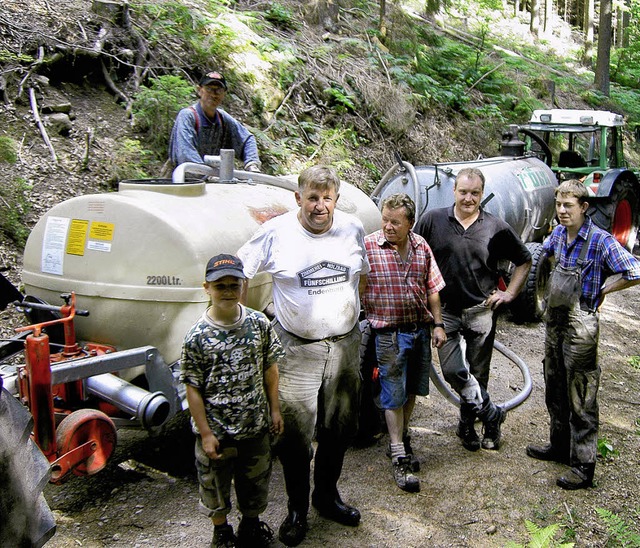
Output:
top-left (205, 254), bottom-right (246, 282)
top-left (199, 71), bottom-right (227, 89)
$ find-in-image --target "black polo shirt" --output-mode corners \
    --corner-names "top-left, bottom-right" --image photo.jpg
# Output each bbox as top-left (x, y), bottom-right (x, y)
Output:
top-left (414, 206), bottom-right (531, 313)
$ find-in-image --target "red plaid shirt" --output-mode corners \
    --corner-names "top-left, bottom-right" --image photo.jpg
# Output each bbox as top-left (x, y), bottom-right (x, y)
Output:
top-left (363, 230), bottom-right (445, 329)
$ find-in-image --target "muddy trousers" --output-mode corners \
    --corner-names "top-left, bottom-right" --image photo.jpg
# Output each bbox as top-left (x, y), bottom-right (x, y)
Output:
top-left (273, 322), bottom-right (361, 514)
top-left (437, 305), bottom-right (501, 424)
top-left (544, 307), bottom-right (600, 466)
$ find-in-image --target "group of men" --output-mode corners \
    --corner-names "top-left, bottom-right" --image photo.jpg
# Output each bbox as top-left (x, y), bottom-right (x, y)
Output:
top-left (175, 71), bottom-right (640, 548)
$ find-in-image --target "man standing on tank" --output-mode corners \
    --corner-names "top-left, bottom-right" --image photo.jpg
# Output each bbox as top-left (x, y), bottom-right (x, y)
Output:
top-left (237, 164), bottom-right (369, 547)
top-left (167, 70), bottom-right (261, 173)
top-left (414, 167), bottom-right (532, 452)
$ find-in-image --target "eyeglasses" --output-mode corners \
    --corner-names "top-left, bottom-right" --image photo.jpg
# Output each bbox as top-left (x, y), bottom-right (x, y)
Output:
top-left (202, 85), bottom-right (226, 95)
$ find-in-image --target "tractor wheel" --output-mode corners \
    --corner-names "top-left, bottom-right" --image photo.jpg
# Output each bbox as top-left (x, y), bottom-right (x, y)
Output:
top-left (54, 408), bottom-right (117, 480)
top-left (0, 382), bottom-right (56, 548)
top-left (510, 242), bottom-right (550, 323)
top-left (590, 176), bottom-right (640, 251)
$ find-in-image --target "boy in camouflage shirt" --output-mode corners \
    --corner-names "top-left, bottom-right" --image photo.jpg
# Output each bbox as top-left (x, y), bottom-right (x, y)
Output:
top-left (181, 254), bottom-right (284, 548)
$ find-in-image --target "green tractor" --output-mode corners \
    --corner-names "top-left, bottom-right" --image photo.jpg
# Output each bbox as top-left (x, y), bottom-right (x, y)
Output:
top-left (519, 108), bottom-right (640, 251)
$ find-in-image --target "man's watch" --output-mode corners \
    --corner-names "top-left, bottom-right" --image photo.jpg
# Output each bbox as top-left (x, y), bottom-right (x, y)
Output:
top-left (434, 323), bottom-right (445, 328)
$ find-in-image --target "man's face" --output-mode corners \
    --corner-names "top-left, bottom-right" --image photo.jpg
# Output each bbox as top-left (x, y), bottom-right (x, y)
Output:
top-left (198, 83), bottom-right (226, 112)
top-left (295, 184), bottom-right (339, 234)
top-left (555, 194), bottom-right (588, 230)
top-left (382, 206), bottom-right (412, 246)
top-left (454, 175), bottom-right (483, 219)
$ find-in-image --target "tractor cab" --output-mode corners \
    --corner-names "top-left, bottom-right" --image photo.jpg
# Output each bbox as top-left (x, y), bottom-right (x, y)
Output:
top-left (521, 109), bottom-right (626, 179)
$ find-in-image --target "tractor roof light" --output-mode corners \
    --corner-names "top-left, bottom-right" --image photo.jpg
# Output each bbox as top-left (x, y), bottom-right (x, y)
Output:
top-left (539, 114), bottom-right (552, 122)
top-left (579, 116), bottom-right (594, 125)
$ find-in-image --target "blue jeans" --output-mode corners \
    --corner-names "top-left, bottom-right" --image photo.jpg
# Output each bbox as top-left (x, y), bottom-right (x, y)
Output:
top-left (374, 326), bottom-right (431, 410)
top-left (273, 321), bottom-right (361, 512)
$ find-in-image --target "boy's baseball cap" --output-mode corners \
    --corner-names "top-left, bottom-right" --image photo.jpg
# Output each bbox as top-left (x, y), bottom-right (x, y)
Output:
top-left (199, 71), bottom-right (227, 89)
top-left (205, 254), bottom-right (246, 282)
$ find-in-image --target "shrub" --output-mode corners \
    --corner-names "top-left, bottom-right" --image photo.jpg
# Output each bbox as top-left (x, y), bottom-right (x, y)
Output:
top-left (0, 177), bottom-right (31, 248)
top-left (0, 136), bottom-right (18, 164)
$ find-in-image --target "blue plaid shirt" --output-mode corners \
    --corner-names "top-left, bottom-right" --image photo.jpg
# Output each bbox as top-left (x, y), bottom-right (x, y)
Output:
top-left (543, 216), bottom-right (640, 310)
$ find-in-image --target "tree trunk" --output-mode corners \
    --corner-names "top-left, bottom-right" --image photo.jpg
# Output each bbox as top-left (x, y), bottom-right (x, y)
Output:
top-left (543, 0), bottom-right (553, 36)
top-left (582, 0), bottom-right (595, 67)
top-left (530, 0), bottom-right (541, 36)
top-left (379, 0), bottom-right (387, 42)
top-left (594, 0), bottom-right (612, 95)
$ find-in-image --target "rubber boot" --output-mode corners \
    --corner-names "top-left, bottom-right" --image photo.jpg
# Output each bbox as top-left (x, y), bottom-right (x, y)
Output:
top-left (557, 463), bottom-right (595, 490)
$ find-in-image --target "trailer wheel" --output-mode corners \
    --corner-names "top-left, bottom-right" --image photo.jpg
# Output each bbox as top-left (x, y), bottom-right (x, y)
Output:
top-left (0, 382), bottom-right (56, 547)
top-left (510, 242), bottom-right (550, 323)
top-left (590, 176), bottom-right (640, 251)
top-left (54, 408), bottom-right (117, 480)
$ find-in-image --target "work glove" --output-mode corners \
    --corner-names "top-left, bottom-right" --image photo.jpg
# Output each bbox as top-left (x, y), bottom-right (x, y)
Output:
top-left (460, 375), bottom-right (483, 412)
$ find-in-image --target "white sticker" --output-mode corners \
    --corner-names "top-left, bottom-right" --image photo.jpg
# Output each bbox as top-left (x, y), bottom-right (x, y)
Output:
top-left (41, 216), bottom-right (70, 275)
top-left (87, 240), bottom-right (112, 252)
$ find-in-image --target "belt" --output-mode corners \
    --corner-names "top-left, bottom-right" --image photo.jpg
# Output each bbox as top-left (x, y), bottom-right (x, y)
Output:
top-left (286, 328), bottom-right (353, 343)
top-left (372, 322), bottom-right (426, 334)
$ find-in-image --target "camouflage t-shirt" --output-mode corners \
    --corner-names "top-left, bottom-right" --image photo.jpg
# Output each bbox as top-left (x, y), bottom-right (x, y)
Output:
top-left (180, 305), bottom-right (284, 440)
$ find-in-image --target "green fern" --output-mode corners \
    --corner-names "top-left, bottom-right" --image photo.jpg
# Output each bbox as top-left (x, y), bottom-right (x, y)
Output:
top-left (506, 520), bottom-right (575, 548)
top-left (596, 508), bottom-right (640, 547)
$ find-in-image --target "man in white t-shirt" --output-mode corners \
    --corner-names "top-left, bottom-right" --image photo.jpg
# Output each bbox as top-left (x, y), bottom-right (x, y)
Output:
top-left (238, 165), bottom-right (370, 547)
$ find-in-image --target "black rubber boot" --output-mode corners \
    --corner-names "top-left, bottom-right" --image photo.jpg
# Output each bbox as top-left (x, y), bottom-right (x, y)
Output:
top-left (557, 463), bottom-right (595, 490)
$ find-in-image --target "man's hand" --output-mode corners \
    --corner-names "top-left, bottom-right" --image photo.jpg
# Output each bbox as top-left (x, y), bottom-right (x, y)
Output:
top-left (432, 326), bottom-right (447, 348)
top-left (270, 410), bottom-right (284, 435)
top-left (460, 376), bottom-right (483, 411)
top-left (484, 289), bottom-right (515, 310)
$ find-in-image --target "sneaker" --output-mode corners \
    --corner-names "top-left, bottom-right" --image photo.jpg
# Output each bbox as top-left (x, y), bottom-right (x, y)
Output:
top-left (456, 420), bottom-right (481, 451)
top-left (212, 524), bottom-right (237, 548)
top-left (403, 433), bottom-right (420, 472)
top-left (385, 435), bottom-right (420, 472)
top-left (237, 520), bottom-right (281, 548)
top-left (481, 407), bottom-right (506, 450)
top-left (392, 456), bottom-right (420, 493)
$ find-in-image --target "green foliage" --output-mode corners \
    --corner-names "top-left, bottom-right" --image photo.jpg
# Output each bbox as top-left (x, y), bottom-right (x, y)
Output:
top-left (596, 508), bottom-right (640, 547)
top-left (107, 139), bottom-right (154, 186)
top-left (264, 2), bottom-right (297, 30)
top-left (132, 75), bottom-right (195, 158)
top-left (0, 177), bottom-right (31, 248)
top-left (324, 85), bottom-right (357, 114)
top-left (505, 520), bottom-right (575, 547)
top-left (628, 356), bottom-right (640, 369)
top-left (0, 50), bottom-right (33, 63)
top-left (597, 436), bottom-right (619, 459)
top-left (0, 136), bottom-right (18, 163)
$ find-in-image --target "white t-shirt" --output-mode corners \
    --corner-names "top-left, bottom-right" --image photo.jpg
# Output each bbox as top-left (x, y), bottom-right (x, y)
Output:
top-left (238, 210), bottom-right (370, 339)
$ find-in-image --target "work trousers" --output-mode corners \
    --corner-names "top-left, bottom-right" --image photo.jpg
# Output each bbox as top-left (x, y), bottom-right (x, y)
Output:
top-left (544, 307), bottom-right (600, 466)
top-left (273, 322), bottom-right (361, 513)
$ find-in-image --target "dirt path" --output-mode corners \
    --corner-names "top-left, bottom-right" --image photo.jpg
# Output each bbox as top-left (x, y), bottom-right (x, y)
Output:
top-left (43, 285), bottom-right (640, 547)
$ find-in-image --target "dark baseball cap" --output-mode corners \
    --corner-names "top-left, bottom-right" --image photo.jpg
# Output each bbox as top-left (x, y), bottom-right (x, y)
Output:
top-left (205, 254), bottom-right (246, 282)
top-left (199, 71), bottom-right (227, 89)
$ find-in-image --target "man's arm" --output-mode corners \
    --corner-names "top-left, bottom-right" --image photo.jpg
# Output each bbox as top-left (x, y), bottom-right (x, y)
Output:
top-left (601, 276), bottom-right (640, 298)
top-left (427, 292), bottom-right (446, 348)
top-left (169, 109), bottom-right (203, 165)
top-left (185, 384), bottom-right (220, 459)
top-left (484, 260), bottom-right (532, 310)
top-left (264, 363), bottom-right (283, 435)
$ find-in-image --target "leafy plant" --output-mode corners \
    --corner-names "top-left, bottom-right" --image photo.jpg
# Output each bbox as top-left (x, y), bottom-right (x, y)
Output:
top-left (597, 436), bottom-right (619, 459)
top-left (0, 136), bottom-right (18, 163)
top-left (264, 2), bottom-right (297, 30)
top-left (628, 356), bottom-right (640, 370)
top-left (596, 508), bottom-right (640, 547)
top-left (107, 139), bottom-right (154, 186)
top-left (506, 520), bottom-right (575, 547)
top-left (132, 75), bottom-right (195, 158)
top-left (0, 177), bottom-right (31, 248)
top-left (324, 85), bottom-right (357, 114)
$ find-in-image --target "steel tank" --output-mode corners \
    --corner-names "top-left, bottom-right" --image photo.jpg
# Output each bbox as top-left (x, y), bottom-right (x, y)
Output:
top-left (22, 172), bottom-right (381, 368)
top-left (372, 155), bottom-right (558, 243)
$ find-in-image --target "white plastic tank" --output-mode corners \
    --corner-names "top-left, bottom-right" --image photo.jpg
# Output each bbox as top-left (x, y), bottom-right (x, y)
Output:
top-left (22, 175), bottom-right (381, 366)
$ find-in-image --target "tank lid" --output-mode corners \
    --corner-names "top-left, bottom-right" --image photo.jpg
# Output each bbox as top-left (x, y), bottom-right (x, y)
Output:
top-left (118, 179), bottom-right (206, 196)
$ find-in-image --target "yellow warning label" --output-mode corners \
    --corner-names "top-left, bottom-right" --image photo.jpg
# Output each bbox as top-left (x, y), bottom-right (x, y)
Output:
top-left (89, 221), bottom-right (115, 241)
top-left (66, 219), bottom-right (89, 256)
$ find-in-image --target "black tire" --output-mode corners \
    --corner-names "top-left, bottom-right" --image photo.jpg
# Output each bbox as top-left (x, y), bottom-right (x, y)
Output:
top-left (510, 242), bottom-right (550, 323)
top-left (0, 383), bottom-right (56, 547)
top-left (589, 176), bottom-right (640, 251)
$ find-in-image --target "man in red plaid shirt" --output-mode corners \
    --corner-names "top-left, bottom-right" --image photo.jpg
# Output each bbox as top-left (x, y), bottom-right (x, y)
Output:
top-left (362, 193), bottom-right (447, 493)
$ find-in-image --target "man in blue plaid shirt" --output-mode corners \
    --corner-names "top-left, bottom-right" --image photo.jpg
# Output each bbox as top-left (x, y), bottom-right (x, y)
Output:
top-left (526, 179), bottom-right (640, 490)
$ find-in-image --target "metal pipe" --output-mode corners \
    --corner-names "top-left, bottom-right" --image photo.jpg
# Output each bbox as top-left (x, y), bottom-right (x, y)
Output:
top-left (85, 373), bottom-right (171, 429)
top-left (219, 149), bottom-right (235, 182)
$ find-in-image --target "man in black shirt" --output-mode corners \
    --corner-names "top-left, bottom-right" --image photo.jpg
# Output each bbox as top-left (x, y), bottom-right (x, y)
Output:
top-left (414, 167), bottom-right (531, 451)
